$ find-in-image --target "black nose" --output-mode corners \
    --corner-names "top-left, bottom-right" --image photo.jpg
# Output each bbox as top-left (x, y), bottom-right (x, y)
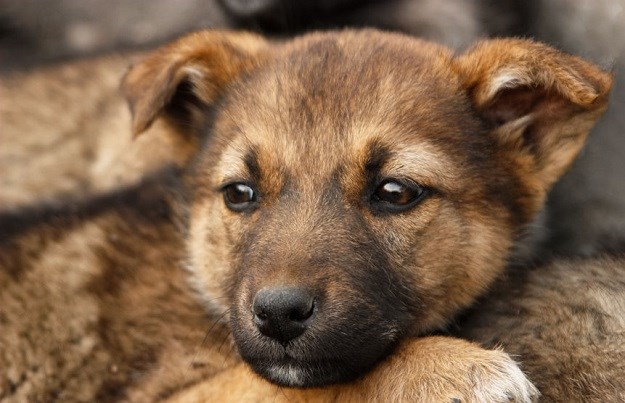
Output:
top-left (252, 286), bottom-right (315, 344)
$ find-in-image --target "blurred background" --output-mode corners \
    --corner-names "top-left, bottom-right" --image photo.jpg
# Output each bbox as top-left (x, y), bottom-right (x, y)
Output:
top-left (0, 0), bottom-right (564, 70)
top-left (1, 0), bottom-right (624, 256)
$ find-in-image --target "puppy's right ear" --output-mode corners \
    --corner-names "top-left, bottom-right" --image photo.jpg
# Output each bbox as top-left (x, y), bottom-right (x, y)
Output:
top-left (122, 30), bottom-right (268, 137)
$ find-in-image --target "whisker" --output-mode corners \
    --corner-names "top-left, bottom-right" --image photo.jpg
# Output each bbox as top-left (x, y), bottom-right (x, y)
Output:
top-left (221, 339), bottom-right (238, 367)
top-left (216, 328), bottom-right (231, 356)
top-left (185, 308), bottom-right (230, 379)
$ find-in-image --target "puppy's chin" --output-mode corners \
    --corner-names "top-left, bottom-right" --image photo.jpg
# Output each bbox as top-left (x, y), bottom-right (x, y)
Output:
top-left (231, 316), bottom-right (401, 387)
top-left (240, 346), bottom-right (396, 387)
top-left (251, 357), bottom-right (358, 387)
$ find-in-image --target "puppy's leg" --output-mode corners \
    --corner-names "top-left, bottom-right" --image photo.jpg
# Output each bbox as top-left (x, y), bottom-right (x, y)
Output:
top-left (168, 337), bottom-right (538, 403)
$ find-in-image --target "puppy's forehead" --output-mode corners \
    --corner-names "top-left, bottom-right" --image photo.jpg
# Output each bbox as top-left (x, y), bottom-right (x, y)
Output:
top-left (214, 31), bottom-right (481, 182)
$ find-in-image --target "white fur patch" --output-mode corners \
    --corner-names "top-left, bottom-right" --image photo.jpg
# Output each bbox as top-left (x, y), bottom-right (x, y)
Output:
top-left (182, 65), bottom-right (206, 81)
top-left (486, 68), bottom-right (532, 101)
top-left (267, 363), bottom-right (307, 386)
top-left (473, 353), bottom-right (540, 402)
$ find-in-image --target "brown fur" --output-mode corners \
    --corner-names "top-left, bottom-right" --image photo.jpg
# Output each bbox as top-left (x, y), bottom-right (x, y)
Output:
top-left (459, 256), bottom-right (625, 402)
top-left (0, 29), bottom-right (614, 401)
top-left (0, 175), bottom-right (238, 401)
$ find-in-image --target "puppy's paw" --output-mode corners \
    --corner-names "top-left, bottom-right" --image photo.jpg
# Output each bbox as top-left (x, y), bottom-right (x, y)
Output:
top-left (459, 347), bottom-right (538, 403)
top-left (351, 337), bottom-right (538, 403)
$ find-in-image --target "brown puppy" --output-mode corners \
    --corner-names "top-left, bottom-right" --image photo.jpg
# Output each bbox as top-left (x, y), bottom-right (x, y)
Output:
top-left (0, 29), bottom-right (612, 401)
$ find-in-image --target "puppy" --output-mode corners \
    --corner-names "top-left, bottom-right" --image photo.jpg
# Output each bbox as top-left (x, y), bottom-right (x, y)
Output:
top-left (0, 29), bottom-right (612, 401)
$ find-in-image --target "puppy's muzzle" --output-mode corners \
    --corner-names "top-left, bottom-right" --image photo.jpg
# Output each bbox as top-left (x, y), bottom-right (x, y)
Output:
top-left (252, 286), bottom-right (315, 345)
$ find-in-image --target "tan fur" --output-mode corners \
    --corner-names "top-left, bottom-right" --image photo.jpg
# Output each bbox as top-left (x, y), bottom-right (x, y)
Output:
top-left (122, 31), bottom-right (269, 137)
top-left (0, 57), bottom-right (195, 209)
top-left (454, 39), bottom-right (612, 194)
top-left (0, 29), bottom-right (614, 401)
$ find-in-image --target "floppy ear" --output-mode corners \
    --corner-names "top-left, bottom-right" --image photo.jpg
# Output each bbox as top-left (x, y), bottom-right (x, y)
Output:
top-left (454, 39), bottom-right (613, 192)
top-left (122, 30), bottom-right (269, 137)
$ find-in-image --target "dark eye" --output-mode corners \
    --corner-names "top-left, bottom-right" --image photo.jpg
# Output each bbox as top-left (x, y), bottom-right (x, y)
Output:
top-left (223, 183), bottom-right (258, 212)
top-left (371, 179), bottom-right (427, 212)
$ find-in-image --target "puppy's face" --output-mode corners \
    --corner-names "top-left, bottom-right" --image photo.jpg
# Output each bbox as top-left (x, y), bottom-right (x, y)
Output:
top-left (188, 36), bottom-right (516, 385)
top-left (124, 30), bottom-right (611, 386)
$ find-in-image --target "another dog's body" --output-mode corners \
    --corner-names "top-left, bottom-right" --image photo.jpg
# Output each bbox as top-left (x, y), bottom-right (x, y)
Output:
top-left (0, 57), bottom-right (192, 209)
top-left (0, 29), bottom-right (619, 401)
top-left (0, 57), bottom-right (128, 207)
top-left (459, 256), bottom-right (625, 402)
top-left (0, 176), bottom-right (234, 401)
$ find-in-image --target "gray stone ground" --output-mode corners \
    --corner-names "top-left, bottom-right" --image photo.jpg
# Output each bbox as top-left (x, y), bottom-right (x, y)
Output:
top-left (0, 0), bottom-right (230, 71)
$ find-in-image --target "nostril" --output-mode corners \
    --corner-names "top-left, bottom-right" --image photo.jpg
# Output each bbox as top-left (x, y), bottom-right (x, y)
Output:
top-left (288, 298), bottom-right (314, 322)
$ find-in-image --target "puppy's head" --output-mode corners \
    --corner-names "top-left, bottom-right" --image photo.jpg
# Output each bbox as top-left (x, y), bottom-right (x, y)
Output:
top-left (124, 30), bottom-right (612, 386)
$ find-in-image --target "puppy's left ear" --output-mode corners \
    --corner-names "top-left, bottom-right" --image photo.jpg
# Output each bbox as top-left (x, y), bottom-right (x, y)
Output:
top-left (455, 39), bottom-right (613, 193)
top-left (122, 30), bottom-right (269, 137)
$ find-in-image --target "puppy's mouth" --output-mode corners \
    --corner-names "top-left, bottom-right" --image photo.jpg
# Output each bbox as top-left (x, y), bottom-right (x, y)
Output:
top-left (230, 285), bottom-right (406, 387)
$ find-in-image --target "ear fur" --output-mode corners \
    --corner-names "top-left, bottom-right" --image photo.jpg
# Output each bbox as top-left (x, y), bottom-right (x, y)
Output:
top-left (122, 30), bottom-right (268, 137)
top-left (454, 39), bottom-right (613, 192)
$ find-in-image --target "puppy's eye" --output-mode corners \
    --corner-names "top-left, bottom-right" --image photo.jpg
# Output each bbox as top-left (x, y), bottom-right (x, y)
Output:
top-left (223, 183), bottom-right (257, 211)
top-left (371, 179), bottom-right (427, 212)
